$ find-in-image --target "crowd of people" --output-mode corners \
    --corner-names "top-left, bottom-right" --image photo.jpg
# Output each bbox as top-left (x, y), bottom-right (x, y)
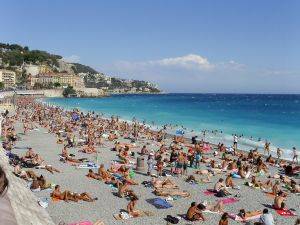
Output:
top-left (0, 96), bottom-right (299, 224)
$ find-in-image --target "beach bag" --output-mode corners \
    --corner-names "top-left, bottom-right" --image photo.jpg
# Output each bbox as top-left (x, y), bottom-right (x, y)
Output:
top-left (166, 215), bottom-right (179, 224)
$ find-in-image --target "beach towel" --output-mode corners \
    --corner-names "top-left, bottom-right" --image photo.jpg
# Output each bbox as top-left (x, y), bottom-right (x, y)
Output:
top-left (77, 163), bottom-right (99, 169)
top-left (219, 197), bottom-right (239, 205)
top-left (68, 221), bottom-right (93, 225)
top-left (31, 187), bottom-right (41, 192)
top-left (38, 198), bottom-right (49, 208)
top-left (204, 189), bottom-right (215, 196)
top-left (202, 144), bottom-right (211, 152)
top-left (228, 212), bottom-right (262, 221)
top-left (203, 210), bottom-right (222, 214)
top-left (146, 198), bottom-right (173, 209)
top-left (231, 173), bottom-right (241, 179)
top-left (275, 209), bottom-right (297, 217)
top-left (112, 173), bottom-right (123, 180)
top-left (113, 211), bottom-right (154, 220)
top-left (108, 184), bottom-right (118, 191)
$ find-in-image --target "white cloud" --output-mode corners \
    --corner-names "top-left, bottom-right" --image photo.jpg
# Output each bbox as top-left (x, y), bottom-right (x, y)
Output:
top-left (150, 54), bottom-right (214, 71)
top-left (262, 69), bottom-right (298, 76)
top-left (218, 60), bottom-right (246, 71)
top-left (63, 55), bottom-right (80, 63)
top-left (113, 54), bottom-right (244, 73)
top-left (100, 55), bottom-right (300, 93)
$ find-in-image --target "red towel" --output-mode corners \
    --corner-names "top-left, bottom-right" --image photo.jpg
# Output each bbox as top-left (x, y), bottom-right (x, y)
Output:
top-left (219, 197), bottom-right (239, 205)
top-left (275, 209), bottom-right (296, 217)
top-left (204, 189), bottom-right (215, 196)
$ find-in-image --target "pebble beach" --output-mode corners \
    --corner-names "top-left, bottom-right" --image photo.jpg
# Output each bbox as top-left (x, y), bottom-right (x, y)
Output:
top-left (6, 103), bottom-right (299, 225)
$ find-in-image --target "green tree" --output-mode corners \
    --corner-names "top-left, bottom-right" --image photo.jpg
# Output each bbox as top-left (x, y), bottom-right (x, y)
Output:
top-left (0, 82), bottom-right (4, 90)
top-left (54, 82), bottom-right (61, 88)
top-left (63, 85), bottom-right (76, 97)
top-left (33, 83), bottom-right (43, 90)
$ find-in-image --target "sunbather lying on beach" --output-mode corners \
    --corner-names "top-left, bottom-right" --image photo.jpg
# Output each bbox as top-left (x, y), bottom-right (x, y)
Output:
top-left (245, 176), bottom-right (272, 190)
top-left (13, 165), bottom-right (37, 180)
top-left (154, 188), bottom-right (190, 197)
top-left (80, 143), bottom-right (96, 154)
top-left (237, 209), bottom-right (262, 221)
top-left (186, 175), bottom-right (211, 184)
top-left (30, 175), bottom-right (51, 190)
top-left (86, 169), bottom-right (102, 180)
top-left (32, 154), bottom-right (44, 165)
top-left (195, 169), bottom-right (209, 175)
top-left (152, 178), bottom-right (178, 189)
top-left (51, 185), bottom-right (97, 202)
top-left (37, 165), bottom-right (60, 174)
top-left (21, 148), bottom-right (37, 160)
top-left (200, 201), bottom-right (224, 213)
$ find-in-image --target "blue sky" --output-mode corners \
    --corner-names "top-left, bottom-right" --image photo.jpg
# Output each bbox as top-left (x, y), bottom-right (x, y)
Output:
top-left (0, 0), bottom-right (299, 93)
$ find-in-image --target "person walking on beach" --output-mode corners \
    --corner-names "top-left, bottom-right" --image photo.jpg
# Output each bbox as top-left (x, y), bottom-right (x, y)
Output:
top-left (292, 147), bottom-right (298, 164)
top-left (264, 142), bottom-right (270, 155)
top-left (276, 148), bottom-right (283, 161)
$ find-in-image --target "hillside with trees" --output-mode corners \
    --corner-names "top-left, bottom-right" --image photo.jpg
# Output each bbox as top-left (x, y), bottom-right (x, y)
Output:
top-left (0, 43), bottom-right (161, 93)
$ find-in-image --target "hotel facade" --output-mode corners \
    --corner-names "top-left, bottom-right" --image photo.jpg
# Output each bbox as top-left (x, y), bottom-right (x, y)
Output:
top-left (30, 73), bottom-right (84, 89)
top-left (0, 69), bottom-right (16, 89)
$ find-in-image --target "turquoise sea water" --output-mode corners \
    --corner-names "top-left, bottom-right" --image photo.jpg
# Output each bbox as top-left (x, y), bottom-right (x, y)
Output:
top-left (44, 94), bottom-right (300, 159)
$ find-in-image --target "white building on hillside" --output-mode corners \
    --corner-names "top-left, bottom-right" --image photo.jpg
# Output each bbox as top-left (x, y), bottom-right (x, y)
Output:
top-left (23, 64), bottom-right (40, 76)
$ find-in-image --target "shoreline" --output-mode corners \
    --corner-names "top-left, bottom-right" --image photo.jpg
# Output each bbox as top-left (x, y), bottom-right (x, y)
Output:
top-left (40, 97), bottom-right (295, 162)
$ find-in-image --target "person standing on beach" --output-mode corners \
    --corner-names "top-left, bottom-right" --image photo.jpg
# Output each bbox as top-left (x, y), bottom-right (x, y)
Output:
top-left (264, 142), bottom-right (270, 155)
top-left (156, 159), bottom-right (164, 177)
top-left (276, 148), bottom-right (283, 161)
top-left (233, 134), bottom-right (238, 154)
top-left (147, 154), bottom-right (154, 176)
top-left (292, 147), bottom-right (298, 164)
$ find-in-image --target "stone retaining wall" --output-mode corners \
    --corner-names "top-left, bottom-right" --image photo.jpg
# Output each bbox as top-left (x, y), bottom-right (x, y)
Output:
top-left (0, 149), bottom-right (55, 225)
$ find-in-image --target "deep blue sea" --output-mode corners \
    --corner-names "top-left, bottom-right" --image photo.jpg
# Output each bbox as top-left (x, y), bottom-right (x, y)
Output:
top-left (44, 94), bottom-right (300, 159)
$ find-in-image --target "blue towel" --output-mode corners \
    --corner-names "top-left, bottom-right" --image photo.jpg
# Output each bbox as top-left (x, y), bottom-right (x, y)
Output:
top-left (146, 198), bottom-right (173, 209)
